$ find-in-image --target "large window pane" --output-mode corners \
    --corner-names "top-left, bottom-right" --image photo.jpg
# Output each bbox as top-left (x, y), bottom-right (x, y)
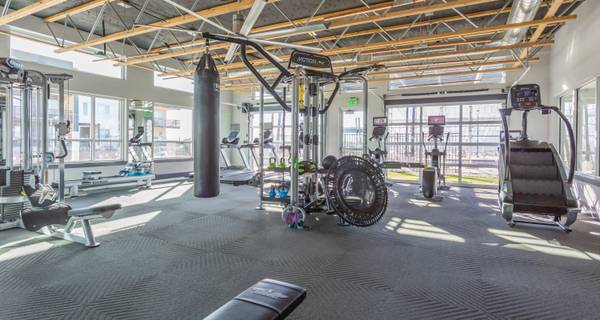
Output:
top-left (95, 97), bottom-right (122, 140)
top-left (66, 94), bottom-right (92, 140)
top-left (66, 140), bottom-right (91, 162)
top-left (342, 110), bottom-right (364, 156)
top-left (384, 103), bottom-right (502, 185)
top-left (94, 141), bottom-right (122, 161)
top-left (154, 104), bottom-right (192, 159)
top-left (578, 81), bottom-right (597, 175)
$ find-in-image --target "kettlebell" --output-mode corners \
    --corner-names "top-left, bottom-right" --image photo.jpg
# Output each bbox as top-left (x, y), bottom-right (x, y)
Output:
top-left (268, 157), bottom-right (277, 169)
top-left (268, 185), bottom-right (276, 198)
top-left (278, 185), bottom-right (289, 199)
top-left (279, 157), bottom-right (287, 169)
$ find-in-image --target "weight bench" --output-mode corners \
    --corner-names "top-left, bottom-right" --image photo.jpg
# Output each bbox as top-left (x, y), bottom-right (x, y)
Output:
top-left (21, 184), bottom-right (121, 247)
top-left (34, 204), bottom-right (121, 247)
top-left (204, 279), bottom-right (306, 320)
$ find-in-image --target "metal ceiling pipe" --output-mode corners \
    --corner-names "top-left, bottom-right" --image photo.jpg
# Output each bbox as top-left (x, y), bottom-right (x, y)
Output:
top-left (489, 0), bottom-right (542, 46)
top-left (232, 13), bottom-right (244, 34)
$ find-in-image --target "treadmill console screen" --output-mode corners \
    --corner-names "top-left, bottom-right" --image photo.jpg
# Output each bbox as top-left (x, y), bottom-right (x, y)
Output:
top-left (428, 115), bottom-right (445, 126)
top-left (511, 84), bottom-right (541, 109)
top-left (373, 116), bottom-right (388, 127)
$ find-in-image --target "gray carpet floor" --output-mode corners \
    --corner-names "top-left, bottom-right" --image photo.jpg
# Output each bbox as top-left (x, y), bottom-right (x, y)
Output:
top-left (1, 180), bottom-right (600, 319)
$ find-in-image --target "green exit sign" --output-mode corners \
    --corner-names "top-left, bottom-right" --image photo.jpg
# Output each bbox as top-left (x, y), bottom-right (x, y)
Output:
top-left (347, 97), bottom-right (359, 107)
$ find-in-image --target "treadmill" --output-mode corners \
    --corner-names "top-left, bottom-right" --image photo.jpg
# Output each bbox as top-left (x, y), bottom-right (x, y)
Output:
top-left (498, 84), bottom-right (580, 232)
top-left (219, 126), bottom-right (256, 186)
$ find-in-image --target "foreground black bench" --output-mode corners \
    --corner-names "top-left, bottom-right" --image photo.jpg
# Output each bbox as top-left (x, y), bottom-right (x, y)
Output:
top-left (204, 279), bottom-right (306, 320)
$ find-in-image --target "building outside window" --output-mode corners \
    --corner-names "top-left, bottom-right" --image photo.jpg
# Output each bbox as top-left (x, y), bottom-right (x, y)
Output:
top-left (48, 94), bottom-right (123, 162)
top-left (153, 104), bottom-right (192, 159)
top-left (384, 102), bottom-right (502, 185)
top-left (341, 110), bottom-right (364, 156)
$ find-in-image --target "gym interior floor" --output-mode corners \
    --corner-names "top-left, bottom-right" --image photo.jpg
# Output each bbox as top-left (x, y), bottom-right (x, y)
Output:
top-left (1, 181), bottom-right (600, 320)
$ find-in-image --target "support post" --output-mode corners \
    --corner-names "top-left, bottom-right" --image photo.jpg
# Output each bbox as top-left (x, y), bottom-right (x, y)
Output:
top-left (290, 69), bottom-right (300, 207)
top-left (58, 79), bottom-right (65, 202)
top-left (256, 86), bottom-right (265, 210)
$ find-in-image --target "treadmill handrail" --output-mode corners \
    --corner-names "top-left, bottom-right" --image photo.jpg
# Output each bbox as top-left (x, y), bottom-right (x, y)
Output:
top-left (499, 106), bottom-right (576, 184)
top-left (544, 105), bottom-right (576, 184)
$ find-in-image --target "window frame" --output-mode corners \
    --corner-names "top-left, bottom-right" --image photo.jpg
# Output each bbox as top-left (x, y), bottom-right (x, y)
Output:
top-left (558, 78), bottom-right (599, 177)
top-left (379, 100), bottom-right (504, 186)
top-left (59, 91), bottom-right (125, 163)
top-left (153, 103), bottom-right (193, 160)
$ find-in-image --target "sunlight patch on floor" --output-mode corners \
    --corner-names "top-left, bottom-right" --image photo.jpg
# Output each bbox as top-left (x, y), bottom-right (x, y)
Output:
top-left (0, 241), bottom-right (54, 262)
top-left (93, 211), bottom-right (162, 237)
top-left (155, 184), bottom-right (192, 202)
top-left (408, 198), bottom-right (441, 208)
top-left (385, 217), bottom-right (465, 243)
top-left (489, 228), bottom-right (600, 261)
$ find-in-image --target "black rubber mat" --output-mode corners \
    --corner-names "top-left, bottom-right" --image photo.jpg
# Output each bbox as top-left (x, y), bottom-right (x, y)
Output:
top-left (1, 180), bottom-right (600, 319)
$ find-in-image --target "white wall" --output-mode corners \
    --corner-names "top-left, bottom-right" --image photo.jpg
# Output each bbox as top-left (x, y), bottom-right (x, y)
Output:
top-left (0, 31), bottom-right (233, 180)
top-left (547, 0), bottom-right (600, 218)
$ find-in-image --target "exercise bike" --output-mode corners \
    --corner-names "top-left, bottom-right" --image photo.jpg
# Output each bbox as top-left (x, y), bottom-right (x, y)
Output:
top-left (420, 115), bottom-right (450, 200)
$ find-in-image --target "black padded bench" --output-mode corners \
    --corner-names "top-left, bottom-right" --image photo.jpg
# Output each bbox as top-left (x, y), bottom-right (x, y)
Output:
top-left (204, 279), bottom-right (306, 320)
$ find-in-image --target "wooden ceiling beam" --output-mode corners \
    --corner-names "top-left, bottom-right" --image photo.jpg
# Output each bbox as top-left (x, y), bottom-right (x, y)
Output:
top-left (515, 0), bottom-right (566, 66)
top-left (125, 0), bottom-right (499, 64)
top-left (221, 57), bottom-right (539, 82)
top-left (221, 66), bottom-right (525, 90)
top-left (0, 0), bottom-right (68, 26)
top-left (370, 66), bottom-right (524, 82)
top-left (147, 0), bottom-right (571, 55)
top-left (44, 0), bottom-right (115, 23)
top-left (56, 0), bottom-right (269, 53)
top-left (142, 14), bottom-right (571, 70)
top-left (322, 15), bottom-right (574, 56)
top-left (178, 7), bottom-right (513, 65)
top-left (328, 0), bottom-right (494, 29)
top-left (164, 40), bottom-right (552, 77)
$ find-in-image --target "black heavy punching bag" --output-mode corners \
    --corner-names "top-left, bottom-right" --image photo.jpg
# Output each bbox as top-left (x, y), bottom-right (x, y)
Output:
top-left (193, 52), bottom-right (220, 197)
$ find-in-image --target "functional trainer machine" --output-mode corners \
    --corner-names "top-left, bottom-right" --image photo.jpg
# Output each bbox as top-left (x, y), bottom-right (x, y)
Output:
top-left (498, 84), bottom-right (579, 231)
top-left (195, 33), bottom-right (388, 228)
top-left (421, 115), bottom-right (450, 199)
top-left (0, 58), bottom-right (120, 247)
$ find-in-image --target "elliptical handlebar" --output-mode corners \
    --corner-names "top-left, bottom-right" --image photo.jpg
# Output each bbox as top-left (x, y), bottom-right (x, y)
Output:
top-left (442, 132), bottom-right (450, 155)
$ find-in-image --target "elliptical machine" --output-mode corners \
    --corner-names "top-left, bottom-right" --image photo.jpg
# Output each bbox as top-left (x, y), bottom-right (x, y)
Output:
top-left (368, 116), bottom-right (424, 181)
top-left (421, 115), bottom-right (450, 199)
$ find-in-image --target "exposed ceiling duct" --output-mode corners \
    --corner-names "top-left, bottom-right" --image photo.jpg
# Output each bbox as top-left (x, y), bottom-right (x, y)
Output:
top-left (489, 0), bottom-right (542, 46)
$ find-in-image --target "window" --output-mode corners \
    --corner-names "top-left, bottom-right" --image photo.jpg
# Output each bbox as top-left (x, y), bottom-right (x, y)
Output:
top-left (250, 111), bottom-right (292, 148)
top-left (153, 72), bottom-right (193, 93)
top-left (559, 93), bottom-right (575, 168)
top-left (388, 66), bottom-right (506, 90)
top-left (341, 111), bottom-right (364, 156)
top-left (154, 104), bottom-right (192, 159)
top-left (63, 94), bottom-right (123, 162)
top-left (95, 97), bottom-right (123, 161)
top-left (10, 35), bottom-right (123, 79)
top-left (384, 102), bottom-right (503, 185)
top-left (578, 81), bottom-right (597, 175)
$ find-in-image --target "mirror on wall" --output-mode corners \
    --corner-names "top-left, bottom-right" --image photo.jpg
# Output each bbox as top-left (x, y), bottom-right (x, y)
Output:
top-left (127, 100), bottom-right (153, 144)
top-left (127, 100), bottom-right (154, 163)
